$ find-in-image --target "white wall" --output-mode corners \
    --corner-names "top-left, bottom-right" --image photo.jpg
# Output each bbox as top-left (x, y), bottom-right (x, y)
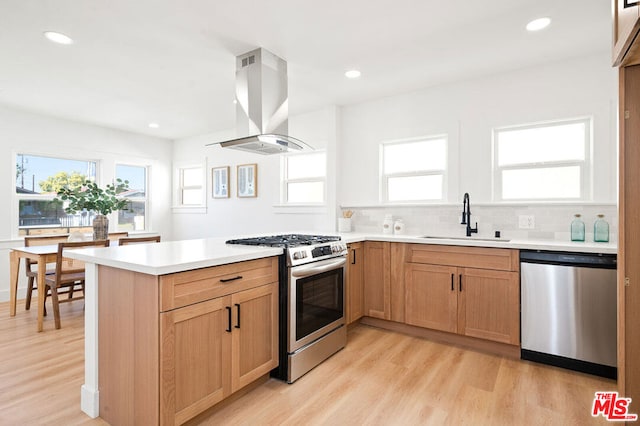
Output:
top-left (171, 106), bottom-right (339, 240)
top-left (338, 52), bottom-right (617, 206)
top-left (0, 105), bottom-right (173, 301)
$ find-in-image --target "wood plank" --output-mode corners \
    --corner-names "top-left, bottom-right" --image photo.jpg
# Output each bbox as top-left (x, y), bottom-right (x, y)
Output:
top-left (620, 64), bottom-right (640, 402)
top-left (0, 301), bottom-right (615, 425)
top-left (98, 266), bottom-right (159, 426)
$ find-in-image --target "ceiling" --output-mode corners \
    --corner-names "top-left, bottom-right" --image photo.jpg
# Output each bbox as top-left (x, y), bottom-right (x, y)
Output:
top-left (0, 1), bottom-right (611, 140)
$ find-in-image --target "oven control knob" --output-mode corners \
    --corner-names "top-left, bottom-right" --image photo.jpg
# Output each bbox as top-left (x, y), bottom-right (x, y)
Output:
top-left (293, 251), bottom-right (307, 260)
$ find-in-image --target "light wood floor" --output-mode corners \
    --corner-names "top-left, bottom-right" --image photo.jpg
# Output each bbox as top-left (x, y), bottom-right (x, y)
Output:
top-left (0, 300), bottom-right (615, 425)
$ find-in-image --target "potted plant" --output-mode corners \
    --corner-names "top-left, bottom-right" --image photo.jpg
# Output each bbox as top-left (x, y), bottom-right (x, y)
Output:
top-left (55, 178), bottom-right (130, 240)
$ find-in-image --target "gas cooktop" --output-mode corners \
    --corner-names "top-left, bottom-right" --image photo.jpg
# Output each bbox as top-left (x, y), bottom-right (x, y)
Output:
top-left (226, 234), bottom-right (341, 248)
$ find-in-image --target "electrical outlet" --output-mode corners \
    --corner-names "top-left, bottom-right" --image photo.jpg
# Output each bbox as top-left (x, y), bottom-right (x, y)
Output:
top-left (518, 215), bottom-right (535, 229)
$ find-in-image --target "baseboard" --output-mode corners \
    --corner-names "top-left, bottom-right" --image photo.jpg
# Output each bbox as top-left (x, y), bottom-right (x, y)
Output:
top-left (81, 384), bottom-right (100, 418)
top-left (360, 317), bottom-right (520, 359)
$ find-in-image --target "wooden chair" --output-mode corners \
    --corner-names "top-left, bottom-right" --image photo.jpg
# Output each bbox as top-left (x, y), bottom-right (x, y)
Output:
top-left (23, 234), bottom-right (70, 311)
top-left (107, 232), bottom-right (129, 242)
top-left (43, 240), bottom-right (110, 329)
top-left (118, 235), bottom-right (161, 245)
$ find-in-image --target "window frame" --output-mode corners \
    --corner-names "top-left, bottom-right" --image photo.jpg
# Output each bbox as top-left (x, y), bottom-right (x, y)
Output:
top-left (379, 135), bottom-right (448, 204)
top-left (14, 152), bottom-right (100, 236)
top-left (492, 117), bottom-right (592, 202)
top-left (172, 163), bottom-right (206, 213)
top-left (115, 163), bottom-right (150, 232)
top-left (280, 150), bottom-right (327, 205)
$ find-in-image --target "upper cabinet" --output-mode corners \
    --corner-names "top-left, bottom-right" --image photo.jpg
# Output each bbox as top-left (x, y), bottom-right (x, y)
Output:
top-left (613, 0), bottom-right (640, 66)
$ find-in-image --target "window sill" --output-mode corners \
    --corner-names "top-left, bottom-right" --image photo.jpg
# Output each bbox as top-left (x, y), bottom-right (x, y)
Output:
top-left (171, 206), bottom-right (207, 214)
top-left (273, 204), bottom-right (327, 215)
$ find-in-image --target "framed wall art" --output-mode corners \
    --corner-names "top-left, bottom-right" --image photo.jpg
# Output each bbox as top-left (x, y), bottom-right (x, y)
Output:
top-left (237, 163), bottom-right (257, 198)
top-left (212, 166), bottom-right (230, 198)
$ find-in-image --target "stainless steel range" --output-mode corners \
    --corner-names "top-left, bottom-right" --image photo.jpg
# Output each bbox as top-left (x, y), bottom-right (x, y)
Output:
top-left (226, 234), bottom-right (347, 383)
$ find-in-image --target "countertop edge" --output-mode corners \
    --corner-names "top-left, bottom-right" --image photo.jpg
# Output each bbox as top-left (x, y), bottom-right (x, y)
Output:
top-left (64, 233), bottom-right (616, 276)
top-left (65, 246), bottom-right (283, 275)
top-left (337, 233), bottom-right (617, 254)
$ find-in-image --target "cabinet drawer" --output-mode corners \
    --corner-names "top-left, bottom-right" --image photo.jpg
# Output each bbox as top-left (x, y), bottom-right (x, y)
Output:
top-left (160, 257), bottom-right (279, 311)
top-left (407, 244), bottom-right (518, 272)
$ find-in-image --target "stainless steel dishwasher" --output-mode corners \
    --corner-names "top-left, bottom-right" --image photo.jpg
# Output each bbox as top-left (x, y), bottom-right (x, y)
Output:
top-left (520, 250), bottom-right (617, 379)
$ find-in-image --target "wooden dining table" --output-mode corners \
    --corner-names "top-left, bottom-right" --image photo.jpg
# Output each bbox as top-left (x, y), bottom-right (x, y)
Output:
top-left (9, 244), bottom-right (59, 332)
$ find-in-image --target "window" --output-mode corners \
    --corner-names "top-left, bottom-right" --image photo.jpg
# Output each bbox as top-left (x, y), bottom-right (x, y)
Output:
top-left (380, 136), bottom-right (447, 203)
top-left (179, 166), bottom-right (204, 206)
top-left (493, 118), bottom-right (591, 201)
top-left (16, 154), bottom-right (97, 235)
top-left (282, 151), bottom-right (326, 204)
top-left (115, 164), bottom-right (147, 231)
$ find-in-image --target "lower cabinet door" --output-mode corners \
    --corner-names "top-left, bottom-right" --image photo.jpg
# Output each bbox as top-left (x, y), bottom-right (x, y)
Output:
top-left (230, 282), bottom-right (279, 393)
top-left (457, 268), bottom-right (520, 345)
top-left (160, 296), bottom-right (232, 426)
top-left (405, 263), bottom-right (458, 333)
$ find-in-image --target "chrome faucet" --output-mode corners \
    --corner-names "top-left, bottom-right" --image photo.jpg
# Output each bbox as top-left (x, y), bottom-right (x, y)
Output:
top-left (460, 192), bottom-right (478, 237)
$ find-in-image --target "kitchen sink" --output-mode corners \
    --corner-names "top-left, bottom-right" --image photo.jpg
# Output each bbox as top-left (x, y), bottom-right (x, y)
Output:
top-left (420, 236), bottom-right (511, 242)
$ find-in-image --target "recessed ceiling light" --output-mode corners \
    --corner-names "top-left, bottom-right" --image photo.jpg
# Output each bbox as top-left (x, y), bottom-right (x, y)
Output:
top-left (233, 99), bottom-right (238, 104)
top-left (526, 17), bottom-right (551, 32)
top-left (148, 122), bottom-right (159, 129)
top-left (345, 69), bottom-right (361, 79)
top-left (43, 31), bottom-right (74, 45)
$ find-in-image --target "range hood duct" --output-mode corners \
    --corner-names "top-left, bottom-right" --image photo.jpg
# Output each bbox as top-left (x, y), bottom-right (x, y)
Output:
top-left (208, 48), bottom-right (312, 155)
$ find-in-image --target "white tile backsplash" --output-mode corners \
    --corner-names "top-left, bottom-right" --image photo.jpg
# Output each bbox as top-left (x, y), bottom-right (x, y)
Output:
top-left (340, 204), bottom-right (617, 243)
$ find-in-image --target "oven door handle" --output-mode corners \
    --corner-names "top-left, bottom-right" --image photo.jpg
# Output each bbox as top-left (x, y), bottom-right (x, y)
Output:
top-left (290, 257), bottom-right (347, 278)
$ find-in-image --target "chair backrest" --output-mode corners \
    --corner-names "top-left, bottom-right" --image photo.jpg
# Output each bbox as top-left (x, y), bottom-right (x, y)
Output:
top-left (118, 235), bottom-right (161, 246)
top-left (107, 232), bottom-right (129, 242)
top-left (24, 234), bottom-right (71, 270)
top-left (56, 240), bottom-right (110, 275)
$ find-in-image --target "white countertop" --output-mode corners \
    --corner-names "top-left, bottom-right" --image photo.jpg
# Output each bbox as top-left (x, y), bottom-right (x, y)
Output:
top-left (65, 233), bottom-right (616, 276)
top-left (65, 237), bottom-right (283, 276)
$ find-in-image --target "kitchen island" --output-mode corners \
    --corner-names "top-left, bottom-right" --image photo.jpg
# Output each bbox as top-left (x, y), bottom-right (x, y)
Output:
top-left (66, 238), bottom-right (282, 424)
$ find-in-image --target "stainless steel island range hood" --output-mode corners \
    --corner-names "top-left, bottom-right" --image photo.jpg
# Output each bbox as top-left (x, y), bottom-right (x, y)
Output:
top-left (208, 48), bottom-right (312, 155)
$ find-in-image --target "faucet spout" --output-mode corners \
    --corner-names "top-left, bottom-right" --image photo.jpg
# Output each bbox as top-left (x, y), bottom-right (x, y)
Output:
top-left (461, 192), bottom-right (478, 237)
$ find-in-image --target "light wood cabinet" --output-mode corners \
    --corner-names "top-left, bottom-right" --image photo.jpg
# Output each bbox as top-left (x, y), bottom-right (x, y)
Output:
top-left (346, 242), bottom-right (364, 324)
top-left (614, 0), bottom-right (640, 66)
top-left (618, 64), bottom-right (640, 406)
top-left (98, 257), bottom-right (279, 426)
top-left (160, 296), bottom-right (230, 425)
top-left (230, 283), bottom-right (278, 392)
top-left (363, 241), bottom-right (391, 320)
top-left (404, 244), bottom-right (519, 346)
top-left (458, 268), bottom-right (519, 345)
top-left (405, 263), bottom-right (457, 333)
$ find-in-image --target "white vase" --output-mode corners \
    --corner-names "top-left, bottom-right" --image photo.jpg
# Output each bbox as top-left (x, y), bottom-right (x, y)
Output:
top-left (93, 215), bottom-right (109, 240)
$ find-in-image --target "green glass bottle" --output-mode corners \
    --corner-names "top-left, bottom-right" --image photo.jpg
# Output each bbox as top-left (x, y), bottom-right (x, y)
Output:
top-left (594, 214), bottom-right (609, 242)
top-left (570, 214), bottom-right (585, 242)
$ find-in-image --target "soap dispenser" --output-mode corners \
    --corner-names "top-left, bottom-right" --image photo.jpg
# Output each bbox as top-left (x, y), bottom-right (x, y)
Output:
top-left (594, 214), bottom-right (609, 242)
top-left (570, 214), bottom-right (585, 242)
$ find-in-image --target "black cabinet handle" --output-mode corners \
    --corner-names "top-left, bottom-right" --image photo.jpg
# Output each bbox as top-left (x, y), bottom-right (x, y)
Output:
top-left (220, 275), bottom-right (243, 283)
top-left (234, 303), bottom-right (241, 328)
top-left (451, 273), bottom-right (454, 291)
top-left (459, 274), bottom-right (463, 292)
top-left (225, 306), bottom-right (232, 332)
top-left (351, 249), bottom-right (356, 265)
